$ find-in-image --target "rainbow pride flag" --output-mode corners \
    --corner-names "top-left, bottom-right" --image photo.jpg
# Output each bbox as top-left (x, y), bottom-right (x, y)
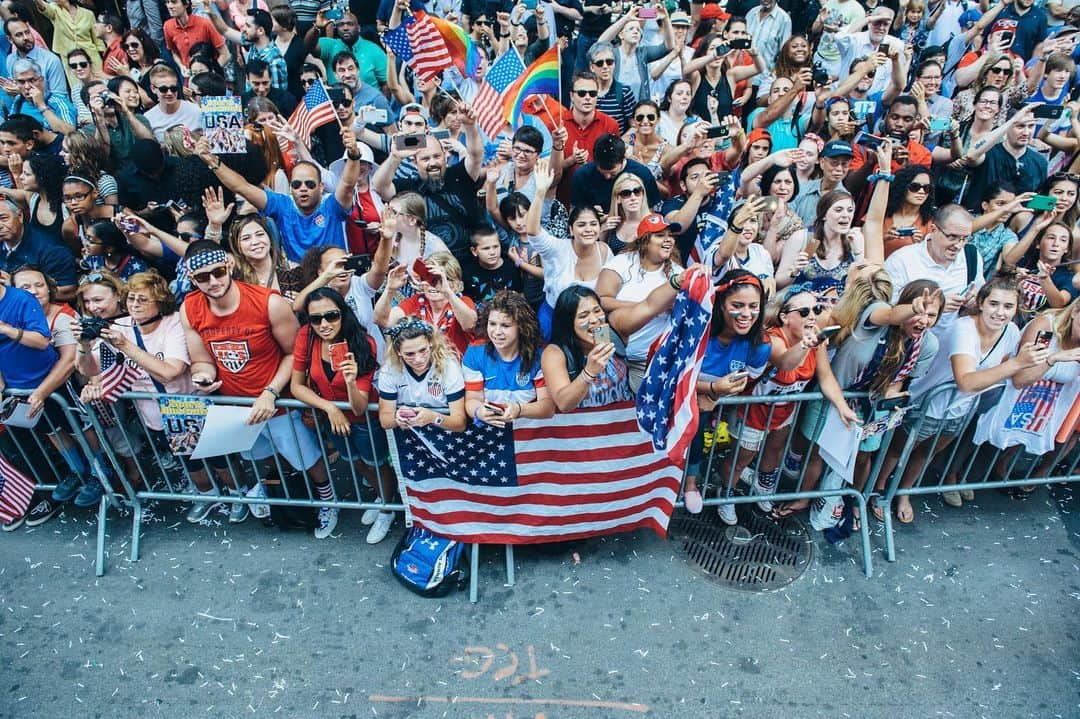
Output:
top-left (501, 46), bottom-right (560, 129)
top-left (425, 12), bottom-right (482, 80)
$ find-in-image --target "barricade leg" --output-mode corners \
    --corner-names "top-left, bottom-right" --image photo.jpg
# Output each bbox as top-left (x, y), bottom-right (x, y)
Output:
top-left (95, 495), bottom-right (108, 577)
top-left (853, 492), bottom-right (872, 577)
top-left (130, 501), bottom-right (142, 562)
top-left (505, 545), bottom-right (515, 586)
top-left (470, 543), bottom-right (481, 603)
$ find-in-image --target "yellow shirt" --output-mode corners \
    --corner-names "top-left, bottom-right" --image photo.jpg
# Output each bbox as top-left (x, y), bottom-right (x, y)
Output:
top-left (39, 2), bottom-right (104, 85)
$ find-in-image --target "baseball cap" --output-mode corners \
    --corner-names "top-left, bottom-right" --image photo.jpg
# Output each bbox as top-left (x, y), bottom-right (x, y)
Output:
top-left (700, 4), bottom-right (731, 21)
top-left (346, 141), bottom-right (374, 164)
top-left (822, 140), bottom-right (854, 159)
top-left (637, 213), bottom-right (682, 238)
top-left (400, 102), bottom-right (429, 122)
top-left (958, 8), bottom-right (982, 27)
top-left (669, 11), bottom-right (691, 26)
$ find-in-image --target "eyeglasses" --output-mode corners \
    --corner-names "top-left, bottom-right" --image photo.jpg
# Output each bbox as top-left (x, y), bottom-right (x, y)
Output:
top-left (907, 182), bottom-right (931, 193)
top-left (126, 295), bottom-right (154, 306)
top-left (1053, 172), bottom-right (1080, 183)
top-left (591, 58), bottom-right (615, 67)
top-left (154, 84), bottom-right (180, 95)
top-left (63, 191), bottom-right (92, 203)
top-left (123, 42), bottom-right (141, 49)
top-left (301, 78), bottom-right (317, 87)
top-left (939, 232), bottom-right (968, 244)
top-left (988, 66), bottom-right (1013, 76)
top-left (291, 179), bottom-right (318, 190)
top-left (14, 77), bottom-right (37, 85)
top-left (190, 266), bottom-right (229, 284)
top-left (511, 145), bottom-right (537, 156)
top-left (618, 187), bottom-right (644, 198)
top-left (975, 98), bottom-right (1000, 107)
top-left (308, 310), bottom-right (342, 325)
top-left (785, 305), bottom-right (825, 317)
top-left (634, 113), bottom-right (657, 123)
top-left (573, 89), bottom-right (598, 97)
top-left (69, 61), bottom-right (89, 70)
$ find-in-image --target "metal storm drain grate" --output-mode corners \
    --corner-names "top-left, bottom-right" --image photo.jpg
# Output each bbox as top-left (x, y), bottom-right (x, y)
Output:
top-left (669, 508), bottom-right (813, 591)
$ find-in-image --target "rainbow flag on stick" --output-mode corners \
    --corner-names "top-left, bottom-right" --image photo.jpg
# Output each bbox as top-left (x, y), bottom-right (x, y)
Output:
top-left (427, 13), bottom-right (482, 80)
top-left (502, 46), bottom-right (560, 129)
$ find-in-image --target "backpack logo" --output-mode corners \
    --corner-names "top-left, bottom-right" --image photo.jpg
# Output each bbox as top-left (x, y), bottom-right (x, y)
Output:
top-left (210, 340), bottom-right (251, 373)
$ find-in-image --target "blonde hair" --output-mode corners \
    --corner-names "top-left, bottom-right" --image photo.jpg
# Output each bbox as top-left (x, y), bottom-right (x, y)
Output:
top-left (162, 125), bottom-right (194, 157)
top-left (424, 251), bottom-right (464, 292)
top-left (76, 268), bottom-right (126, 313)
top-left (829, 267), bottom-right (894, 350)
top-left (384, 319), bottom-right (456, 376)
top-left (1052, 297), bottom-right (1080, 349)
top-left (609, 172), bottom-right (646, 222)
top-left (125, 270), bottom-right (176, 314)
top-left (390, 191), bottom-right (429, 259)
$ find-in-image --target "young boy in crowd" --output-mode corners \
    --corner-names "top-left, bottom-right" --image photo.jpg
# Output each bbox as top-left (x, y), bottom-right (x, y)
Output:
top-left (462, 224), bottom-right (521, 310)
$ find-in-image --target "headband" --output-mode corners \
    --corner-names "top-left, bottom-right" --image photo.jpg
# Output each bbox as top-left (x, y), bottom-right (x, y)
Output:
top-left (803, 132), bottom-right (825, 152)
top-left (714, 273), bottom-right (763, 294)
top-left (63, 174), bottom-right (97, 188)
top-left (186, 249), bottom-right (228, 273)
top-left (386, 316), bottom-right (433, 342)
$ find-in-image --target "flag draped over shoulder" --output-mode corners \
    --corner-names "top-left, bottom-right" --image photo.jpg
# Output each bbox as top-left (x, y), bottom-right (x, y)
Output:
top-left (0, 447), bottom-right (35, 523)
top-left (636, 265), bottom-right (716, 466)
top-left (397, 401), bottom-right (683, 544)
top-left (382, 12), bottom-right (454, 82)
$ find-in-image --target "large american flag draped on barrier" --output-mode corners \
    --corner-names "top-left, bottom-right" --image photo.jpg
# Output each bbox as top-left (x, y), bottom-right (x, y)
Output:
top-left (0, 448), bottom-right (35, 523)
top-left (397, 401), bottom-right (683, 543)
top-left (636, 265), bottom-right (716, 465)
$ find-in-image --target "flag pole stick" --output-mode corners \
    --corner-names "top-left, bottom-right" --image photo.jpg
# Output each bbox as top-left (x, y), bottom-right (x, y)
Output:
top-left (557, 41), bottom-right (563, 127)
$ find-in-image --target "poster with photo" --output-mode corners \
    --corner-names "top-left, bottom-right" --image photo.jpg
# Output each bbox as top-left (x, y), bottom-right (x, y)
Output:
top-left (159, 396), bottom-right (212, 457)
top-left (200, 96), bottom-right (245, 154)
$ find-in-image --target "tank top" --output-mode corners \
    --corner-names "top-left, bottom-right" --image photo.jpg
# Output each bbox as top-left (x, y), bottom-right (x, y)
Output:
top-left (182, 281), bottom-right (285, 399)
top-left (29, 194), bottom-right (63, 242)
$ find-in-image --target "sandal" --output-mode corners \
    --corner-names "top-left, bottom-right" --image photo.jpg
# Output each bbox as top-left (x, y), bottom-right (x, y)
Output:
top-left (895, 499), bottom-right (915, 524)
top-left (869, 497), bottom-right (885, 523)
top-left (769, 502), bottom-right (802, 520)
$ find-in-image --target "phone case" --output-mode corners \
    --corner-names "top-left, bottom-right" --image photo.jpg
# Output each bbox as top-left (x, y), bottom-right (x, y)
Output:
top-left (329, 342), bottom-right (349, 371)
top-left (411, 258), bottom-right (438, 285)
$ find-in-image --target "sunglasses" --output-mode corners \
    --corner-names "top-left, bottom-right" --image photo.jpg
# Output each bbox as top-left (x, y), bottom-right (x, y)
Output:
top-left (573, 89), bottom-right (598, 97)
top-left (1053, 172), bottom-right (1080, 183)
top-left (907, 181), bottom-right (931, 193)
top-left (123, 42), bottom-right (141, 49)
top-left (178, 231), bottom-right (203, 242)
top-left (785, 304), bottom-right (825, 318)
top-left (634, 113), bottom-right (657, 122)
top-left (301, 78), bottom-right (317, 87)
top-left (618, 187), bottom-right (644, 198)
top-left (331, 97), bottom-right (352, 108)
top-left (474, 19), bottom-right (490, 25)
top-left (591, 58), bottom-right (615, 67)
top-left (69, 61), bottom-right (89, 69)
top-left (291, 179), bottom-right (318, 190)
top-left (308, 310), bottom-right (342, 325)
top-left (78, 271), bottom-right (107, 285)
top-left (154, 84), bottom-right (180, 94)
top-left (191, 266), bottom-right (229, 284)
top-left (988, 66), bottom-right (1013, 76)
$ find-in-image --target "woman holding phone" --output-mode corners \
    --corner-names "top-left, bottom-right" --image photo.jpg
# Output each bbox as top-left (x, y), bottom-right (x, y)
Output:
top-left (377, 317), bottom-right (467, 433)
top-left (464, 290), bottom-right (555, 428)
top-left (999, 218), bottom-right (1076, 322)
top-left (291, 289), bottom-right (396, 544)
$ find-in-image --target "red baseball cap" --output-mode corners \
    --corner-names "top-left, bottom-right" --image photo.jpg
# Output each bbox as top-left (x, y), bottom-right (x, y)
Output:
top-left (637, 213), bottom-right (682, 238)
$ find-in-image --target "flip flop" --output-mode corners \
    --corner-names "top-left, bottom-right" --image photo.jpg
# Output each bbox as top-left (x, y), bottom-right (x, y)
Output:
top-left (769, 503), bottom-right (800, 520)
top-left (869, 497), bottom-right (885, 523)
top-left (896, 502), bottom-right (915, 524)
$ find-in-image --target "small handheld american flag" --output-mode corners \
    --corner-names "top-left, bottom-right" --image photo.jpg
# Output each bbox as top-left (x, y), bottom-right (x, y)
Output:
top-left (97, 344), bottom-right (137, 403)
top-left (286, 79), bottom-right (338, 149)
top-left (383, 13), bottom-right (453, 83)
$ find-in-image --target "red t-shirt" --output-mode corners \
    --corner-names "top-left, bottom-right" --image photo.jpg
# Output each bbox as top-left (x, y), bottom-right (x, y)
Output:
top-left (164, 15), bottom-right (225, 68)
top-left (183, 281), bottom-right (285, 399)
top-left (850, 140), bottom-right (933, 173)
top-left (293, 326), bottom-right (376, 422)
top-left (345, 188), bottom-right (381, 256)
top-left (398, 293), bottom-right (475, 358)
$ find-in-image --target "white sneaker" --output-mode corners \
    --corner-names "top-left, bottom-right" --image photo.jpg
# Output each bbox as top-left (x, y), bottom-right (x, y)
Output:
top-left (752, 472), bottom-right (778, 513)
top-left (315, 506), bottom-right (338, 539)
top-left (366, 512), bottom-right (395, 544)
top-left (717, 490), bottom-right (737, 526)
top-left (361, 508), bottom-right (380, 525)
top-left (245, 482), bottom-right (270, 519)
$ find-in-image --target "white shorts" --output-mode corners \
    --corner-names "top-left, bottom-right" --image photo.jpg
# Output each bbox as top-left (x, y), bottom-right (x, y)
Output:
top-left (241, 411), bottom-right (322, 471)
top-left (732, 412), bottom-right (795, 453)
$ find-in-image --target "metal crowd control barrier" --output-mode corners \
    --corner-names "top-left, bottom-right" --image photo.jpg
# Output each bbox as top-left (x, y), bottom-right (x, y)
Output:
top-left (95, 392), bottom-right (406, 562)
top-left (1, 388), bottom-right (137, 576)
top-left (879, 382), bottom-right (1080, 562)
top-left (683, 390), bottom-right (877, 578)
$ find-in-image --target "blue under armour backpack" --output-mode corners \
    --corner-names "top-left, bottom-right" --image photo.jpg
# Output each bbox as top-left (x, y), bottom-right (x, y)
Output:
top-left (390, 526), bottom-right (469, 597)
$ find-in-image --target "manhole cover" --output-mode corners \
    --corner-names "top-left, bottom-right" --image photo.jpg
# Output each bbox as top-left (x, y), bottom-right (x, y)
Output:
top-left (669, 507), bottom-right (813, 591)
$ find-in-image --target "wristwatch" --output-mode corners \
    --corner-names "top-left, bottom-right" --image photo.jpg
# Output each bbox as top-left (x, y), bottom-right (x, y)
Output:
top-left (434, 414), bottom-right (444, 426)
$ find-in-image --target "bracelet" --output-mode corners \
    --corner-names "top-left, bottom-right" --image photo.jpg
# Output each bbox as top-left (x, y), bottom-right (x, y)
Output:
top-left (209, 157), bottom-right (222, 171)
top-left (15, 327), bottom-right (23, 343)
top-left (669, 273), bottom-right (683, 290)
top-left (552, 144), bottom-right (565, 151)
top-left (729, 223), bottom-right (744, 234)
top-left (346, 152), bottom-right (362, 161)
top-left (262, 386), bottom-right (280, 399)
top-left (868, 173), bottom-right (895, 183)
top-left (582, 368), bottom-right (597, 380)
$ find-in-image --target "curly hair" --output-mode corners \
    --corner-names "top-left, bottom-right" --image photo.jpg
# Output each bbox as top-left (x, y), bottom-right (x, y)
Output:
top-left (476, 290), bottom-right (543, 373)
top-left (63, 130), bottom-right (111, 176)
top-left (126, 269), bottom-right (177, 315)
top-left (885, 164), bottom-right (935, 224)
top-left (25, 152), bottom-right (65, 215)
top-left (384, 317), bottom-right (456, 377)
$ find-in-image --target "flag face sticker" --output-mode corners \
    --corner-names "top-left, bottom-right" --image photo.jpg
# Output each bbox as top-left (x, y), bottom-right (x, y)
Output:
top-left (397, 402), bottom-right (682, 544)
top-left (210, 340), bottom-right (251, 374)
top-left (1004, 380), bottom-right (1061, 434)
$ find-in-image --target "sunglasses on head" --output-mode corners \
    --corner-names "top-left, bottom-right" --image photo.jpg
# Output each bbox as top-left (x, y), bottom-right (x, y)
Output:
top-left (573, 88), bottom-right (598, 97)
top-left (308, 310), bottom-right (342, 325)
top-left (191, 266), bottom-right (228, 284)
top-left (69, 61), bottom-right (89, 69)
top-left (591, 58), bottom-right (615, 67)
top-left (634, 113), bottom-right (657, 122)
top-left (785, 304), bottom-right (825, 318)
top-left (618, 186), bottom-right (643, 198)
top-left (907, 181), bottom-right (931, 193)
top-left (291, 179), bottom-right (318, 190)
top-left (1053, 171), bottom-right (1080, 183)
top-left (154, 84), bottom-right (180, 94)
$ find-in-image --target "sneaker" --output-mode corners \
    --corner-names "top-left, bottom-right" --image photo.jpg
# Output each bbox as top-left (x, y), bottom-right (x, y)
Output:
top-left (361, 507), bottom-right (380, 525)
top-left (942, 491), bottom-right (962, 508)
top-left (315, 507), bottom-right (338, 539)
top-left (73, 479), bottom-right (106, 508)
top-left (185, 497), bottom-right (219, 523)
top-left (158, 453), bottom-right (180, 471)
top-left (24, 497), bottom-right (62, 527)
top-left (960, 489), bottom-right (975, 501)
top-left (228, 500), bottom-right (249, 524)
top-left (780, 452), bottom-right (803, 480)
top-left (717, 490), bottom-right (737, 526)
top-left (366, 511), bottom-right (395, 544)
top-left (683, 489), bottom-right (703, 514)
top-left (738, 467), bottom-right (755, 487)
top-left (752, 472), bottom-right (779, 513)
top-left (245, 483), bottom-right (270, 519)
top-left (52, 473), bottom-right (82, 503)
top-left (2, 514), bottom-right (25, 532)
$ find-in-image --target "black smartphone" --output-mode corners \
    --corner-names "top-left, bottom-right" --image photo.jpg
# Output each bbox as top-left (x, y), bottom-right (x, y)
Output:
top-left (876, 394), bottom-right (909, 412)
top-left (342, 255), bottom-right (367, 273)
top-left (714, 43), bottom-right (731, 57)
top-left (1032, 104), bottom-right (1066, 120)
top-left (855, 131), bottom-right (885, 149)
top-left (816, 325), bottom-right (842, 342)
top-left (895, 226), bottom-right (917, 237)
top-left (394, 133), bottom-right (426, 150)
top-left (705, 124), bottom-right (729, 139)
top-left (729, 38), bottom-right (750, 50)
top-left (999, 31), bottom-right (1014, 47)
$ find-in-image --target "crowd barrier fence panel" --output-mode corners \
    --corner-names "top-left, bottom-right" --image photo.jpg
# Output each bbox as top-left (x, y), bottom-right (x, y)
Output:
top-left (879, 382), bottom-right (1080, 562)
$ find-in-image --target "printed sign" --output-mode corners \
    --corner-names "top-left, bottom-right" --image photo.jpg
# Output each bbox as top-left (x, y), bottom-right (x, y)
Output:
top-left (159, 395), bottom-right (211, 456)
top-left (200, 96), bottom-right (245, 154)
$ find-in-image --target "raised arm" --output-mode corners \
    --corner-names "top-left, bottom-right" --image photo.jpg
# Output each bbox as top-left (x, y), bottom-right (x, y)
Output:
top-left (862, 142), bottom-right (892, 266)
top-left (334, 128), bottom-right (363, 209)
top-left (753, 68), bottom-right (811, 129)
top-left (194, 136), bottom-right (268, 211)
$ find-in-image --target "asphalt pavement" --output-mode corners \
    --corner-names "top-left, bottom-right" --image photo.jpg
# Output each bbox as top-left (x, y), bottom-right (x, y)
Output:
top-left (1, 484), bottom-right (1078, 719)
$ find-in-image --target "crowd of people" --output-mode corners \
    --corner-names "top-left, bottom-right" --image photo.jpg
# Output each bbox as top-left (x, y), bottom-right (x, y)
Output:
top-left (1, 0), bottom-right (1080, 546)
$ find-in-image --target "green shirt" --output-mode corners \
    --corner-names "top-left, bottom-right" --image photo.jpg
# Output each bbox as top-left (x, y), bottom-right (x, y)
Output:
top-left (318, 37), bottom-right (387, 88)
top-left (83, 114), bottom-right (153, 167)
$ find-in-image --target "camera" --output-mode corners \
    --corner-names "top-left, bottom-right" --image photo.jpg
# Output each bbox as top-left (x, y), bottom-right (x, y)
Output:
top-left (812, 62), bottom-right (830, 87)
top-left (79, 316), bottom-right (110, 341)
top-left (714, 43), bottom-right (731, 57)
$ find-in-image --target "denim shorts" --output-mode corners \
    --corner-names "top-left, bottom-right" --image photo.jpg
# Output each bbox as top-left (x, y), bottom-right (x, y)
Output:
top-left (329, 417), bottom-right (390, 467)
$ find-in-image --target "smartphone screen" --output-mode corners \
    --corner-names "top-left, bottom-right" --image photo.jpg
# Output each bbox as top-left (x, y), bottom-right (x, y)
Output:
top-left (1035, 330), bottom-right (1053, 349)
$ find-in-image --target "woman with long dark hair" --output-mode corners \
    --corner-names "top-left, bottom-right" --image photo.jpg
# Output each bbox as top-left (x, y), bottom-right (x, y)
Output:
top-left (882, 164), bottom-right (935, 257)
top-left (291, 288), bottom-right (395, 543)
top-left (0, 153), bottom-right (65, 245)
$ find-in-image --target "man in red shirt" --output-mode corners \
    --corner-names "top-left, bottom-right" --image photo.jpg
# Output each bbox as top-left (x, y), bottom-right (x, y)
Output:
top-left (558, 71), bottom-right (619, 204)
top-left (849, 95), bottom-right (932, 173)
top-left (163, 0), bottom-right (229, 75)
top-left (180, 241), bottom-right (338, 538)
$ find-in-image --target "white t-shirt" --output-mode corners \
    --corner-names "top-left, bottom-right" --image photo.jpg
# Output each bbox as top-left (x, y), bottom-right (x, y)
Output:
top-left (603, 252), bottom-right (683, 361)
top-left (144, 101), bottom-right (202, 141)
top-left (717, 243), bottom-right (773, 284)
top-left (909, 316), bottom-right (1020, 421)
top-left (884, 242), bottom-right (983, 336)
top-left (375, 360), bottom-right (465, 412)
top-left (530, 230), bottom-right (598, 308)
top-left (116, 313), bottom-right (194, 430)
top-left (345, 273), bottom-right (386, 362)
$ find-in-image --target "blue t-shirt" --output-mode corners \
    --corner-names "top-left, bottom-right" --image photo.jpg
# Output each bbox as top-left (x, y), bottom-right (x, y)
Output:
top-left (699, 335), bottom-right (770, 380)
top-left (747, 108), bottom-right (807, 152)
top-left (0, 286), bottom-right (58, 389)
top-left (261, 190), bottom-right (348, 263)
top-left (461, 343), bottom-right (544, 406)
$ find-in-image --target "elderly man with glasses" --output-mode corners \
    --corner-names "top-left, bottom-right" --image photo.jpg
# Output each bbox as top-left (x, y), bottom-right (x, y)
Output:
top-left (4, 59), bottom-right (77, 135)
top-left (835, 7), bottom-right (907, 96)
top-left (3, 18), bottom-right (68, 99)
top-left (0, 198), bottom-right (76, 300)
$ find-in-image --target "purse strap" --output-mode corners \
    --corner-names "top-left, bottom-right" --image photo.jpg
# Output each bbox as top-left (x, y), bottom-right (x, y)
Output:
top-left (132, 324), bottom-right (167, 394)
